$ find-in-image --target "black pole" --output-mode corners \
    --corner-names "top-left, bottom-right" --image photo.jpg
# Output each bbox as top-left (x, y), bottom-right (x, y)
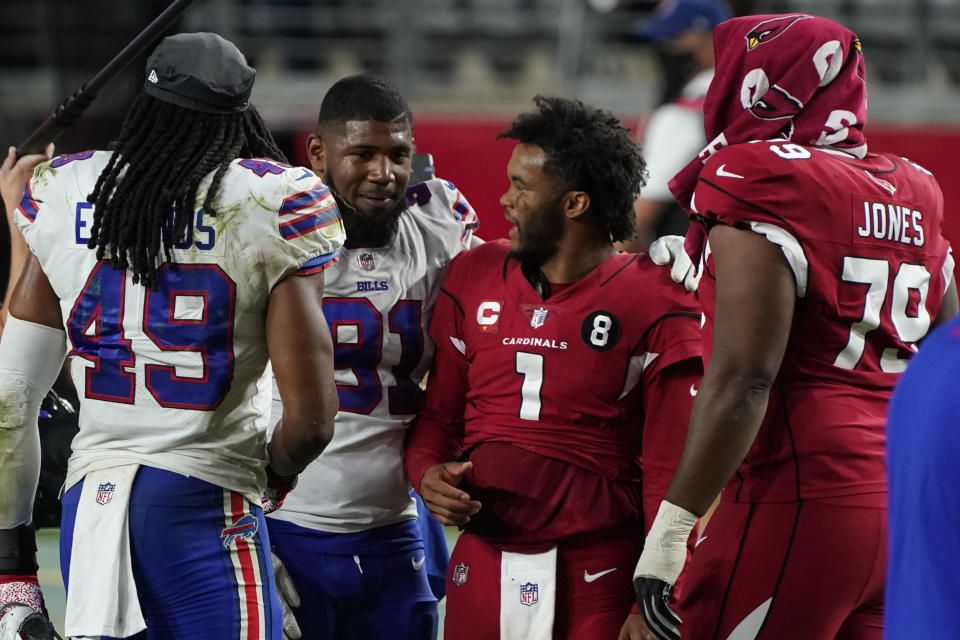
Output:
top-left (16, 0), bottom-right (197, 157)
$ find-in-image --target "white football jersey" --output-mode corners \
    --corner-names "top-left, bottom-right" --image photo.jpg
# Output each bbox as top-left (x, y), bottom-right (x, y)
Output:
top-left (16, 151), bottom-right (345, 502)
top-left (268, 178), bottom-right (479, 532)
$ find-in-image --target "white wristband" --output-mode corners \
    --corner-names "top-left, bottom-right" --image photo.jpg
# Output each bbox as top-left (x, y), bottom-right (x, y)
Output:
top-left (633, 500), bottom-right (698, 584)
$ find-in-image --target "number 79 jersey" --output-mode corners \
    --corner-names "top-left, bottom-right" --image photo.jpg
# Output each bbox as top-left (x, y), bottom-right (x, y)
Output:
top-left (693, 141), bottom-right (953, 503)
top-left (16, 152), bottom-right (344, 501)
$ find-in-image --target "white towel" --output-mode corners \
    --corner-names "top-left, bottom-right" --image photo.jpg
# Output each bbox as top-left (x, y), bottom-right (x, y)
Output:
top-left (65, 464), bottom-right (146, 638)
top-left (500, 546), bottom-right (557, 640)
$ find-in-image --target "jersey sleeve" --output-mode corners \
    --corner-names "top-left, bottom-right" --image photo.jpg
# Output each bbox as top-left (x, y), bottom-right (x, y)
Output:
top-left (407, 178), bottom-right (480, 246)
top-left (637, 268), bottom-right (703, 382)
top-left (15, 156), bottom-right (80, 256)
top-left (254, 162), bottom-right (346, 287)
top-left (694, 145), bottom-right (811, 297)
top-left (404, 255), bottom-right (470, 490)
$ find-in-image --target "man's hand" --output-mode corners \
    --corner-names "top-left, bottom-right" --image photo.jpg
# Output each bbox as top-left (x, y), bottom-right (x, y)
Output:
top-left (261, 466), bottom-right (297, 515)
top-left (419, 461), bottom-right (481, 526)
top-left (633, 501), bottom-right (698, 640)
top-left (618, 613), bottom-right (661, 640)
top-left (648, 235), bottom-right (700, 292)
top-left (0, 575), bottom-right (60, 640)
top-left (271, 553), bottom-right (301, 640)
top-left (0, 145), bottom-right (53, 219)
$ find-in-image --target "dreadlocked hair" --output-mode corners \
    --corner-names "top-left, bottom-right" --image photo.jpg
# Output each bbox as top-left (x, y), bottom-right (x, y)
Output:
top-left (497, 95), bottom-right (646, 243)
top-left (86, 92), bottom-right (287, 288)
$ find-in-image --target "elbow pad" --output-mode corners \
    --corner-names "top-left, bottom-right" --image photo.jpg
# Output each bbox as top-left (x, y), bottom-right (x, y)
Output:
top-left (0, 314), bottom-right (67, 529)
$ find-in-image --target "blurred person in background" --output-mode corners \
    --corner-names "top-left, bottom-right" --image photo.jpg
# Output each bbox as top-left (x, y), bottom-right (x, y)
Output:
top-left (633, 13), bottom-right (958, 640)
top-left (620, 0), bottom-right (732, 252)
top-left (266, 73), bottom-right (479, 640)
top-left (0, 32), bottom-right (344, 640)
top-left (886, 311), bottom-right (960, 639)
top-left (405, 95), bottom-right (702, 640)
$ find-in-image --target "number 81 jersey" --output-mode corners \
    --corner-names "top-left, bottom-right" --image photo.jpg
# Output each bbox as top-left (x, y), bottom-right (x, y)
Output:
top-left (269, 178), bottom-right (479, 532)
top-left (693, 141), bottom-right (953, 503)
top-left (16, 152), bottom-right (344, 502)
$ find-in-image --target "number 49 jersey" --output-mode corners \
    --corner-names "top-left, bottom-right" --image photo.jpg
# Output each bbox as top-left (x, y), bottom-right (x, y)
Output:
top-left (693, 141), bottom-right (953, 503)
top-left (16, 151), bottom-right (344, 501)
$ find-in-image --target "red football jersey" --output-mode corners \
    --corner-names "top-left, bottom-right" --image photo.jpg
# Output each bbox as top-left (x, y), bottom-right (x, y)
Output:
top-left (694, 142), bottom-right (953, 503)
top-left (406, 240), bottom-right (701, 545)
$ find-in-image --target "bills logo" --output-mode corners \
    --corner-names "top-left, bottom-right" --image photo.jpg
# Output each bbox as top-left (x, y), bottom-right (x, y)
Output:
top-left (520, 582), bottom-right (539, 606)
top-left (220, 515), bottom-right (259, 549)
top-left (745, 15), bottom-right (811, 50)
top-left (453, 562), bottom-right (469, 586)
top-left (530, 307), bottom-right (548, 329)
top-left (96, 482), bottom-right (116, 505)
top-left (358, 252), bottom-right (376, 271)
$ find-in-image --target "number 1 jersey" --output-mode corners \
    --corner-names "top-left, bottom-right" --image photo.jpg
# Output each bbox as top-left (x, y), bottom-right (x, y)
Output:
top-left (406, 241), bottom-right (701, 544)
top-left (16, 152), bottom-right (345, 501)
top-left (693, 142), bottom-right (953, 503)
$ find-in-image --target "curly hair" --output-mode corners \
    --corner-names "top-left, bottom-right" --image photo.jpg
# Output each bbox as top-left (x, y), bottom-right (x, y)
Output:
top-left (86, 92), bottom-right (288, 288)
top-left (497, 95), bottom-right (646, 243)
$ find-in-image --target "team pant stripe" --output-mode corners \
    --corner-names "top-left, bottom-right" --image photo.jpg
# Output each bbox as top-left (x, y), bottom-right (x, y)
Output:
top-left (224, 491), bottom-right (266, 640)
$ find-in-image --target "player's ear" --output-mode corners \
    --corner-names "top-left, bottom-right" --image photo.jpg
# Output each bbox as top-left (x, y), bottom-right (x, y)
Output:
top-left (563, 190), bottom-right (590, 220)
top-left (306, 134), bottom-right (326, 174)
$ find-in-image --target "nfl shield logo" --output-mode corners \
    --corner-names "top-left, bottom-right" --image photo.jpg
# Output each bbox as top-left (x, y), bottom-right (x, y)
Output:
top-left (358, 252), bottom-right (376, 271)
top-left (452, 562), bottom-right (469, 586)
top-left (530, 307), bottom-right (548, 329)
top-left (96, 482), bottom-right (115, 505)
top-left (520, 582), bottom-right (539, 606)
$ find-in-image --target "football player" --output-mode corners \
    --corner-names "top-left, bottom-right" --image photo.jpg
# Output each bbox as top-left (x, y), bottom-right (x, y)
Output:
top-left (0, 33), bottom-right (344, 639)
top-left (265, 74), bottom-right (478, 640)
top-left (404, 96), bottom-right (703, 640)
top-left (633, 14), bottom-right (958, 640)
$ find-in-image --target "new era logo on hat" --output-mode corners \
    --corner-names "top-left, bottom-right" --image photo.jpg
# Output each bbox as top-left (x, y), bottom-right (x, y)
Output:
top-left (148, 69), bottom-right (159, 84)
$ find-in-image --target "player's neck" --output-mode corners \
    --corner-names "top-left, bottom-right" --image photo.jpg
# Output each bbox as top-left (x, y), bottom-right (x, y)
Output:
top-left (540, 237), bottom-right (617, 285)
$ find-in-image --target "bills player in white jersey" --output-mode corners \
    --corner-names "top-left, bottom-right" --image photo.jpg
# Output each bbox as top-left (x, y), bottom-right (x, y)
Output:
top-left (265, 75), bottom-right (479, 640)
top-left (0, 33), bottom-right (344, 640)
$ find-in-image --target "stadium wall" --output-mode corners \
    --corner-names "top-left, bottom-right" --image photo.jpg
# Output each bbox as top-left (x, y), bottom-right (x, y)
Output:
top-left (293, 118), bottom-right (960, 260)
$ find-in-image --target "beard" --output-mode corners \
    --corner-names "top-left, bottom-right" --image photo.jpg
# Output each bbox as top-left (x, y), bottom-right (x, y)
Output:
top-left (324, 171), bottom-right (405, 248)
top-left (508, 196), bottom-right (566, 267)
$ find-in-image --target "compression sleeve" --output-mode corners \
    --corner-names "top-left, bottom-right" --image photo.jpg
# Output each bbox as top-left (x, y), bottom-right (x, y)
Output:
top-left (0, 315), bottom-right (67, 528)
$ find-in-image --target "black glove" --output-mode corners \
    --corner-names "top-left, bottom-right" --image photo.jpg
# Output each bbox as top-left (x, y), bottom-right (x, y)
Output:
top-left (634, 576), bottom-right (682, 640)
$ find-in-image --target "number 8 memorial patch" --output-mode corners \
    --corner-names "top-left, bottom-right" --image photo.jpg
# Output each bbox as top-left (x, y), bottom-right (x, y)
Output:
top-left (581, 311), bottom-right (621, 351)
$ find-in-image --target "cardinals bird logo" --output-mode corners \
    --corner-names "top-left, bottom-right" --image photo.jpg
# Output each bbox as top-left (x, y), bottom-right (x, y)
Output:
top-left (745, 15), bottom-right (812, 50)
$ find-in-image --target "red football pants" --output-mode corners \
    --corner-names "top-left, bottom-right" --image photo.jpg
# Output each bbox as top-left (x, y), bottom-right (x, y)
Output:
top-left (680, 497), bottom-right (886, 640)
top-left (444, 525), bottom-right (642, 640)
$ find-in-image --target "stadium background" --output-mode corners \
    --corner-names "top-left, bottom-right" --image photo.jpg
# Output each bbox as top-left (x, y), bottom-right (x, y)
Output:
top-left (2, 0), bottom-right (958, 633)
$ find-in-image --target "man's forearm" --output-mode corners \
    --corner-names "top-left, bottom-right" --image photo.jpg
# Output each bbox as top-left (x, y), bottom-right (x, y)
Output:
top-left (664, 373), bottom-right (771, 516)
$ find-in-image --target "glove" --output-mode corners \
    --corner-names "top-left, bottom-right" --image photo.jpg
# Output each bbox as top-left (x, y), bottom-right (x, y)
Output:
top-left (261, 467), bottom-right (297, 515)
top-left (648, 235), bottom-right (700, 292)
top-left (0, 575), bottom-right (60, 640)
top-left (633, 577), bottom-right (681, 640)
top-left (633, 501), bottom-right (697, 640)
top-left (271, 553), bottom-right (301, 640)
